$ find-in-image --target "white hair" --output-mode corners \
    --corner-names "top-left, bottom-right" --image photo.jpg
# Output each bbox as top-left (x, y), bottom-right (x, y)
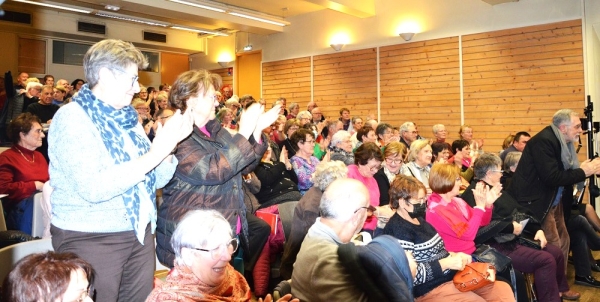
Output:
top-left (432, 124), bottom-right (445, 134)
top-left (311, 161), bottom-right (348, 191)
top-left (330, 130), bottom-right (351, 147)
top-left (400, 121), bottom-right (415, 134)
top-left (26, 82), bottom-right (42, 91)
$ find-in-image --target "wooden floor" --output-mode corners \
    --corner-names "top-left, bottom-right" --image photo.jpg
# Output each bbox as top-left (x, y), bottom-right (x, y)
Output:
top-left (567, 250), bottom-right (600, 302)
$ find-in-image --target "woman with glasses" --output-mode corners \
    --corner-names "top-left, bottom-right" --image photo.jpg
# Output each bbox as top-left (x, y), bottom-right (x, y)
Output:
top-left (147, 210), bottom-right (296, 302)
top-left (278, 119), bottom-right (300, 159)
top-left (347, 142), bottom-right (383, 234)
top-left (290, 128), bottom-right (320, 195)
top-left (382, 175), bottom-right (514, 301)
top-left (328, 130), bottom-right (354, 166)
top-left (373, 142), bottom-right (407, 234)
top-left (48, 39), bottom-right (192, 301)
top-left (402, 140), bottom-right (433, 195)
top-left (431, 142), bottom-right (451, 165)
top-left (216, 107), bottom-right (237, 130)
top-left (461, 153), bottom-right (577, 302)
top-left (4, 251), bottom-right (94, 302)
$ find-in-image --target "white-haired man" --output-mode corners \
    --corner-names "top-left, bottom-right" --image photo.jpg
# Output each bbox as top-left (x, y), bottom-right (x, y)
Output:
top-left (292, 178), bottom-right (370, 301)
top-left (432, 124), bottom-right (447, 143)
top-left (399, 121), bottom-right (417, 149)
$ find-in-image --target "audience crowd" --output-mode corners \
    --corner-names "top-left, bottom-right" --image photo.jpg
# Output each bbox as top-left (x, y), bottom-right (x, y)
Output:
top-left (3, 38), bottom-right (600, 302)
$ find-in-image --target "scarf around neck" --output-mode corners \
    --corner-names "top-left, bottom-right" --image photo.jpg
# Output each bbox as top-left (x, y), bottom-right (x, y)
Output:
top-left (550, 123), bottom-right (584, 190)
top-left (73, 84), bottom-right (156, 241)
top-left (427, 192), bottom-right (471, 237)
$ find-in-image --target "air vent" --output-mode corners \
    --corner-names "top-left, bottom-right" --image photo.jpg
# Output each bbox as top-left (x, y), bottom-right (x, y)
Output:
top-left (0, 10), bottom-right (32, 25)
top-left (143, 31), bottom-right (166, 43)
top-left (77, 21), bottom-right (106, 35)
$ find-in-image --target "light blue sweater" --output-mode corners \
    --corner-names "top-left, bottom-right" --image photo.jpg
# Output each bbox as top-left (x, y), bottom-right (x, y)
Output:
top-left (48, 102), bottom-right (177, 242)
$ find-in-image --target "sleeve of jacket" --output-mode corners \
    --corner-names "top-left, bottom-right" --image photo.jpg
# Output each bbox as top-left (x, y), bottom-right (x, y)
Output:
top-left (532, 135), bottom-right (586, 187)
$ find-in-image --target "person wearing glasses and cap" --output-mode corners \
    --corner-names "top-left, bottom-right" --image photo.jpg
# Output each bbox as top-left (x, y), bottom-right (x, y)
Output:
top-left (147, 210), bottom-right (296, 302)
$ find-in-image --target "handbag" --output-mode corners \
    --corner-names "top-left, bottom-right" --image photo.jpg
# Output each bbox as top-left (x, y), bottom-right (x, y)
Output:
top-left (472, 244), bottom-right (512, 272)
top-left (453, 262), bottom-right (496, 292)
top-left (518, 232), bottom-right (542, 250)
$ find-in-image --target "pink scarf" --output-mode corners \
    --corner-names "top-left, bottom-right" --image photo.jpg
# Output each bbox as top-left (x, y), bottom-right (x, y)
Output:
top-left (428, 193), bottom-right (472, 238)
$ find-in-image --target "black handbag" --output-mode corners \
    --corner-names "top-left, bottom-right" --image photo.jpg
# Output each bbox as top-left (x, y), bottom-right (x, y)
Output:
top-left (517, 233), bottom-right (542, 250)
top-left (472, 244), bottom-right (512, 272)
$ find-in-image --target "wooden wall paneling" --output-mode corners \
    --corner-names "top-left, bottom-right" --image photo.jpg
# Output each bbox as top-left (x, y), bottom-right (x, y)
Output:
top-left (379, 37), bottom-right (461, 140)
top-left (18, 37), bottom-right (46, 75)
top-left (262, 57), bottom-right (311, 110)
top-left (313, 48), bottom-right (378, 122)
top-left (462, 19), bottom-right (585, 158)
top-left (210, 67), bottom-right (234, 88)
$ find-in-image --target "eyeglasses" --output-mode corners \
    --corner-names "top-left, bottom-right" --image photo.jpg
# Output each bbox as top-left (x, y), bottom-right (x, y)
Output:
top-left (409, 197), bottom-right (427, 205)
top-left (73, 287), bottom-right (91, 302)
top-left (304, 140), bottom-right (316, 145)
top-left (191, 238), bottom-right (239, 260)
top-left (159, 115), bottom-right (173, 120)
top-left (455, 177), bottom-right (462, 182)
top-left (368, 164), bottom-right (382, 172)
top-left (353, 206), bottom-right (369, 214)
top-left (490, 169), bottom-right (504, 173)
top-left (385, 158), bottom-right (403, 164)
top-left (112, 68), bottom-right (139, 88)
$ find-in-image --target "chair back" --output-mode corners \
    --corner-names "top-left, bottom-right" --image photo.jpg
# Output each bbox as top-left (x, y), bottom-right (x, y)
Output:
top-left (277, 201), bottom-right (298, 240)
top-left (0, 238), bottom-right (53, 285)
top-left (31, 192), bottom-right (45, 237)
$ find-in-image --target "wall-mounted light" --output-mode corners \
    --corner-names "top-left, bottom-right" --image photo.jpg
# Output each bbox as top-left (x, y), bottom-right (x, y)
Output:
top-left (218, 61), bottom-right (230, 68)
top-left (399, 33), bottom-right (415, 41)
top-left (330, 44), bottom-right (345, 51)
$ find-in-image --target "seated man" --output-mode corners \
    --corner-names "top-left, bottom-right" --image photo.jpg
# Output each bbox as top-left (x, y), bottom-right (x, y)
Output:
top-left (291, 178), bottom-right (370, 301)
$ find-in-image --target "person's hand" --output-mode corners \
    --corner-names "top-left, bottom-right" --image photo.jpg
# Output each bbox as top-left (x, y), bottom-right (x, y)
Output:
top-left (151, 109), bottom-right (193, 159)
top-left (258, 293), bottom-right (299, 302)
top-left (485, 184), bottom-right (502, 206)
top-left (405, 251), bottom-right (417, 278)
top-left (478, 138), bottom-right (485, 148)
top-left (238, 103), bottom-right (263, 139)
top-left (512, 221), bottom-right (523, 235)
top-left (280, 146), bottom-right (291, 168)
top-left (456, 252), bottom-right (472, 265)
top-left (144, 120), bottom-right (155, 135)
top-left (580, 158), bottom-right (600, 176)
top-left (440, 254), bottom-right (466, 271)
top-left (34, 181), bottom-right (45, 191)
top-left (321, 138), bottom-right (330, 150)
top-left (254, 105), bottom-right (281, 141)
top-left (473, 182), bottom-right (488, 208)
top-left (46, 119), bottom-right (52, 125)
top-left (316, 121), bottom-right (326, 134)
top-left (534, 229), bottom-right (548, 249)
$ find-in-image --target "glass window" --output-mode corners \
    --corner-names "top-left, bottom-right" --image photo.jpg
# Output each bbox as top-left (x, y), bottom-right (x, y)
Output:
top-left (52, 41), bottom-right (91, 66)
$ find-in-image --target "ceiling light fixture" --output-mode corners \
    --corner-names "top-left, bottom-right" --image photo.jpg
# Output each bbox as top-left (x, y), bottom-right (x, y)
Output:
top-left (13, 0), bottom-right (92, 14)
top-left (399, 32), bottom-right (415, 41)
top-left (104, 4), bottom-right (120, 11)
top-left (170, 25), bottom-right (229, 36)
top-left (168, 0), bottom-right (225, 13)
top-left (96, 11), bottom-right (169, 27)
top-left (228, 12), bottom-right (287, 27)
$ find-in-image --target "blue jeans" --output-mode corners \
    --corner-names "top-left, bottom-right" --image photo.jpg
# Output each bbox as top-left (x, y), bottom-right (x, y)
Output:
top-left (5, 194), bottom-right (34, 235)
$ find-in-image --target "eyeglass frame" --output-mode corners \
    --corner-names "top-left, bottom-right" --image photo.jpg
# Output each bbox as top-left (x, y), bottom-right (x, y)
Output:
top-left (385, 157), bottom-right (404, 165)
top-left (489, 169), bottom-right (504, 173)
top-left (190, 238), bottom-right (239, 260)
top-left (111, 67), bottom-right (139, 88)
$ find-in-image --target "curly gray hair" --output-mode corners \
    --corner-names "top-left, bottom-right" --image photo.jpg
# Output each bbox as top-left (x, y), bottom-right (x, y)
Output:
top-left (311, 160), bottom-right (348, 191)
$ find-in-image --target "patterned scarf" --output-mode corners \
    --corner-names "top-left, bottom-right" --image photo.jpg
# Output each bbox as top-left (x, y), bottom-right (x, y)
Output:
top-left (73, 84), bottom-right (156, 238)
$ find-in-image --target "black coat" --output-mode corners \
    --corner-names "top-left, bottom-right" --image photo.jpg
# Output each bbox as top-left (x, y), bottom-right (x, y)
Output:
top-left (507, 126), bottom-right (586, 223)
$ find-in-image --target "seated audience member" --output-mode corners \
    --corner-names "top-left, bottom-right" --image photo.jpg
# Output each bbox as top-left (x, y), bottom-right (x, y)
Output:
top-left (364, 119), bottom-right (378, 131)
top-left (328, 130), bottom-right (354, 165)
top-left (216, 107), bottom-right (237, 130)
top-left (13, 72), bottom-right (28, 92)
top-left (375, 122), bottom-right (393, 147)
top-left (148, 108), bottom-right (174, 141)
top-left (270, 115), bottom-right (287, 145)
top-left (26, 85), bottom-right (59, 161)
top-left (147, 210), bottom-right (296, 302)
top-left (42, 74), bottom-right (54, 86)
top-left (296, 110), bottom-right (312, 127)
top-left (3, 251), bottom-right (94, 302)
top-left (399, 122), bottom-right (417, 149)
top-left (274, 97), bottom-right (287, 116)
top-left (287, 102), bottom-right (299, 119)
top-left (459, 125), bottom-right (484, 158)
top-left (432, 124), bottom-right (447, 144)
top-left (339, 107), bottom-right (352, 132)
top-left (448, 139), bottom-right (474, 183)
top-left (278, 119), bottom-right (300, 159)
top-left (462, 153), bottom-right (578, 302)
top-left (402, 140), bottom-right (432, 195)
top-left (254, 145), bottom-right (301, 208)
top-left (501, 134), bottom-right (515, 152)
top-left (382, 175), bottom-right (515, 302)
top-left (71, 79), bottom-right (85, 94)
top-left (155, 91), bottom-right (169, 111)
top-left (22, 80), bottom-right (42, 110)
top-left (351, 116), bottom-right (363, 135)
top-left (431, 142), bottom-right (451, 164)
top-left (52, 86), bottom-right (68, 106)
top-left (307, 100), bottom-right (317, 112)
top-left (310, 106), bottom-right (324, 124)
top-left (354, 126), bottom-right (378, 150)
top-left (290, 128), bottom-right (320, 195)
top-left (347, 143), bottom-right (383, 234)
top-left (374, 141), bottom-right (407, 206)
top-left (291, 178), bottom-right (371, 301)
top-left (280, 161), bottom-right (348, 279)
top-left (567, 205), bottom-right (600, 288)
top-left (499, 131), bottom-right (530, 162)
top-left (501, 151), bottom-right (521, 188)
top-left (132, 99), bottom-right (154, 135)
top-left (0, 113), bottom-right (48, 235)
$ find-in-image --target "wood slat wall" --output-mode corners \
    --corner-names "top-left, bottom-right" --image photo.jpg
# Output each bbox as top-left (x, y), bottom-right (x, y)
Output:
top-left (462, 19), bottom-right (585, 157)
top-left (262, 57), bottom-right (311, 109)
top-left (210, 67), bottom-right (233, 89)
top-left (380, 37), bottom-right (460, 138)
top-left (18, 37), bottom-right (46, 74)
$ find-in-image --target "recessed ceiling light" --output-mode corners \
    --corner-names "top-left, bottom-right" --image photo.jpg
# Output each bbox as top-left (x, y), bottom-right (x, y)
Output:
top-left (104, 5), bottom-right (120, 11)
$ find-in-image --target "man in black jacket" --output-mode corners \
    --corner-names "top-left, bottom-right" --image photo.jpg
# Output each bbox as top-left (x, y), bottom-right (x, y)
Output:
top-left (508, 109), bottom-right (600, 275)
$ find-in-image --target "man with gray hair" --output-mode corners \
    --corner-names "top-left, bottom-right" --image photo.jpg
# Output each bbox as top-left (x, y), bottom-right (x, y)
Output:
top-left (432, 124), bottom-right (447, 143)
top-left (399, 121), bottom-right (417, 149)
top-left (508, 109), bottom-right (600, 277)
top-left (291, 178), bottom-right (370, 301)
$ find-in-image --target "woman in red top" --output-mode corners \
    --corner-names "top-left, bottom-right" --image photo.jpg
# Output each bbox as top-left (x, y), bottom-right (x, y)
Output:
top-left (0, 112), bottom-right (49, 235)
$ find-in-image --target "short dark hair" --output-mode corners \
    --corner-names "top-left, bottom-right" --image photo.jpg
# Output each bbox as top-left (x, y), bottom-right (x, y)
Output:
top-left (43, 74), bottom-right (54, 84)
top-left (169, 70), bottom-right (222, 113)
top-left (290, 128), bottom-right (314, 149)
top-left (513, 131), bottom-right (531, 143)
top-left (7, 112), bottom-right (41, 143)
top-left (354, 142), bottom-right (383, 166)
top-left (451, 139), bottom-right (470, 154)
top-left (70, 78), bottom-right (84, 87)
top-left (389, 175), bottom-right (426, 210)
top-left (375, 122), bottom-right (392, 138)
top-left (356, 127), bottom-right (372, 142)
top-left (339, 107), bottom-right (349, 115)
top-left (3, 251), bottom-right (94, 302)
top-left (431, 142), bottom-right (451, 162)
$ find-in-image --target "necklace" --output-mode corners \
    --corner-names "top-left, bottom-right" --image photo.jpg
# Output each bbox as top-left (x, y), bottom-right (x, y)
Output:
top-left (15, 147), bottom-right (34, 163)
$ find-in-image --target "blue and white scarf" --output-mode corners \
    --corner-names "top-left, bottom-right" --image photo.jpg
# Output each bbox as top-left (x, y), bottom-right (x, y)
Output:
top-left (74, 84), bottom-right (156, 238)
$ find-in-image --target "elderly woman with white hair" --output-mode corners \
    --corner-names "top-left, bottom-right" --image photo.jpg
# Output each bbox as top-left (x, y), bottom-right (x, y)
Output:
top-left (48, 39), bottom-right (192, 301)
top-left (328, 130), bottom-right (354, 165)
top-left (401, 139), bottom-right (432, 195)
top-left (147, 210), bottom-right (296, 302)
top-left (296, 110), bottom-right (312, 127)
top-left (280, 160), bottom-right (348, 279)
top-left (287, 102), bottom-right (299, 120)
